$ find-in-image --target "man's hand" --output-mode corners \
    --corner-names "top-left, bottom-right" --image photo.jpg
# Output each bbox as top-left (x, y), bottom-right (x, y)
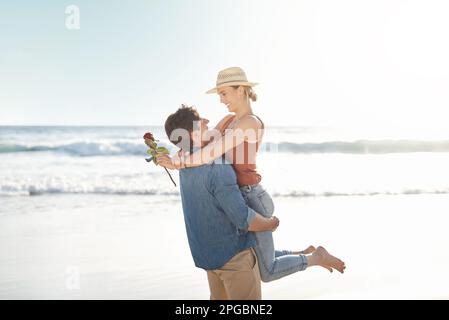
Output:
top-left (158, 149), bottom-right (188, 170)
top-left (270, 216), bottom-right (280, 232)
top-left (172, 150), bottom-right (185, 168)
top-left (156, 154), bottom-right (179, 170)
top-left (248, 214), bottom-right (280, 232)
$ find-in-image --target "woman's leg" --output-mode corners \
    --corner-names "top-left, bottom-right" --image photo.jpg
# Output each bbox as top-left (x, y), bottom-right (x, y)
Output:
top-left (254, 232), bottom-right (308, 282)
top-left (275, 246), bottom-right (316, 257)
top-left (275, 250), bottom-right (292, 258)
top-left (241, 184), bottom-right (309, 282)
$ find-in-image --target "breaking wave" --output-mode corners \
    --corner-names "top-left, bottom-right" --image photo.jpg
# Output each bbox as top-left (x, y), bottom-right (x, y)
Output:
top-left (2, 139), bottom-right (449, 156)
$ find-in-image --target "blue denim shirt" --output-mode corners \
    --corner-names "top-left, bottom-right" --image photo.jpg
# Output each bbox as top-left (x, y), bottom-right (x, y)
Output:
top-left (179, 161), bottom-right (257, 270)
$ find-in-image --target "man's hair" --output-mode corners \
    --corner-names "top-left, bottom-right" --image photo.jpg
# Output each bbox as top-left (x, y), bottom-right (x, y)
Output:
top-left (165, 105), bottom-right (200, 151)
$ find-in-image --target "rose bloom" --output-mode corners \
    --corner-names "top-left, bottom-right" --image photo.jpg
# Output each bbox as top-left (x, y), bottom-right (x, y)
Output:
top-left (143, 132), bottom-right (154, 141)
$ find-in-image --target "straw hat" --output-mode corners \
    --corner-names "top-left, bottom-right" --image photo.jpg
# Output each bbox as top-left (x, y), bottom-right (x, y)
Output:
top-left (206, 67), bottom-right (258, 94)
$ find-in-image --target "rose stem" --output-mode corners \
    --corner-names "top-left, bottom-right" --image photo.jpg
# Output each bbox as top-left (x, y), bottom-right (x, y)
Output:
top-left (164, 167), bottom-right (177, 187)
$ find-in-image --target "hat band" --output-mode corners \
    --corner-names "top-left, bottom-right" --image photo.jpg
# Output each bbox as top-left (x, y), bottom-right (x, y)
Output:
top-left (216, 79), bottom-right (249, 86)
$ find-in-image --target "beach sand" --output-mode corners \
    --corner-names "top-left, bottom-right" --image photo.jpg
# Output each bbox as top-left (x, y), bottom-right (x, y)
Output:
top-left (1, 193), bottom-right (449, 299)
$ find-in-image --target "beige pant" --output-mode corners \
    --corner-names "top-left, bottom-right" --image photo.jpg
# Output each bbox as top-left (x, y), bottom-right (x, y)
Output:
top-left (207, 248), bottom-right (261, 300)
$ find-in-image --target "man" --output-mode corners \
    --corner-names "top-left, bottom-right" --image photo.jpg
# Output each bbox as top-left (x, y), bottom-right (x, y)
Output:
top-left (161, 105), bottom-right (279, 300)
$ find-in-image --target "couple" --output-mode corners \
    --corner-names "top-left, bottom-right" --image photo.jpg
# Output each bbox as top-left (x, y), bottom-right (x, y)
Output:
top-left (157, 67), bottom-right (345, 300)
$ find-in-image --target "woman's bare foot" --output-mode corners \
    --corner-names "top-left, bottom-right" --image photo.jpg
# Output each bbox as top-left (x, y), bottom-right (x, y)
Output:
top-left (299, 245), bottom-right (316, 255)
top-left (292, 245), bottom-right (316, 255)
top-left (307, 246), bottom-right (346, 273)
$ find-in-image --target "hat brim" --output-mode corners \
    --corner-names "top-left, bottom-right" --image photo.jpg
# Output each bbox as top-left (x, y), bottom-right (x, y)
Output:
top-left (206, 82), bottom-right (258, 94)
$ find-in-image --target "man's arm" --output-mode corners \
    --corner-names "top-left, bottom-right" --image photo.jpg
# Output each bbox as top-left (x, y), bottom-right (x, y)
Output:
top-left (209, 164), bottom-right (278, 233)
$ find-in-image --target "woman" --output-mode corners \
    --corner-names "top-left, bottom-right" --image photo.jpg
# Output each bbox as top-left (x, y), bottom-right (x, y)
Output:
top-left (159, 67), bottom-right (345, 281)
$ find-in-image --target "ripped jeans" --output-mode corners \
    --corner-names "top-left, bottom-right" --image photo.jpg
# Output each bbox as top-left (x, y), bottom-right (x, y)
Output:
top-left (240, 184), bottom-right (308, 282)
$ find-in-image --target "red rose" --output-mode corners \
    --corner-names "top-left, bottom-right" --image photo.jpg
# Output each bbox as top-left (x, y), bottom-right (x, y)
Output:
top-left (143, 132), bottom-right (154, 141)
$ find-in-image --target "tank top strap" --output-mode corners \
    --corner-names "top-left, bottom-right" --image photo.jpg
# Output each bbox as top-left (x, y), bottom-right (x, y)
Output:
top-left (251, 115), bottom-right (264, 146)
top-left (220, 115), bottom-right (236, 133)
top-left (252, 114), bottom-right (265, 129)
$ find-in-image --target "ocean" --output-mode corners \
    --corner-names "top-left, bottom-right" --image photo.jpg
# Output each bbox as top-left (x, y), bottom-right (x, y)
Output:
top-left (2, 125), bottom-right (449, 198)
top-left (1, 125), bottom-right (449, 299)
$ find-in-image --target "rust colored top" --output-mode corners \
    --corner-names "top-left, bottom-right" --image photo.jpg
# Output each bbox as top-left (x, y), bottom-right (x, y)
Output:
top-left (219, 115), bottom-right (264, 187)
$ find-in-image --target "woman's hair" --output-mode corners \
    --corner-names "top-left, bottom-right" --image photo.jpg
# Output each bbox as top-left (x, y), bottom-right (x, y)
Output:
top-left (232, 85), bottom-right (258, 102)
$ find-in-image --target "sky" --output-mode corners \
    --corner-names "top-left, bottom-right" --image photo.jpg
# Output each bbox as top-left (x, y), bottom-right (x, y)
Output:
top-left (1, 0), bottom-right (449, 130)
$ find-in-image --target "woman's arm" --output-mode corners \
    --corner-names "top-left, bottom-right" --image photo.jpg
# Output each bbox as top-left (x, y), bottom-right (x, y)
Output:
top-left (185, 115), bottom-right (262, 167)
top-left (157, 115), bottom-right (262, 170)
top-left (157, 115), bottom-right (233, 169)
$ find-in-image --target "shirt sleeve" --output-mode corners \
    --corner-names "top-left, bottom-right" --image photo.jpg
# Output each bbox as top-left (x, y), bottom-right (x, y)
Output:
top-left (209, 164), bottom-right (256, 232)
